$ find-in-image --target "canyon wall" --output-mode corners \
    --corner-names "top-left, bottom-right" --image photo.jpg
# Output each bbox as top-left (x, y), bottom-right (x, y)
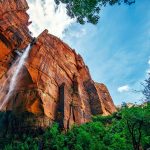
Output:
top-left (0, 0), bottom-right (116, 130)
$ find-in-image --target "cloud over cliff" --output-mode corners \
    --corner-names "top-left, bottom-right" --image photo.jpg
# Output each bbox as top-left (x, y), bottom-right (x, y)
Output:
top-left (27, 0), bottom-right (74, 38)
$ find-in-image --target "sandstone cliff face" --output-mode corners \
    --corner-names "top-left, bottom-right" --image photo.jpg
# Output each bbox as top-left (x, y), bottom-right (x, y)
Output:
top-left (0, 0), bottom-right (116, 130)
top-left (0, 0), bottom-right (32, 79)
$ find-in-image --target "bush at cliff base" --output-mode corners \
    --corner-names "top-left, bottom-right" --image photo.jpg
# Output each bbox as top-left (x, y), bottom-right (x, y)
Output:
top-left (2, 103), bottom-right (150, 150)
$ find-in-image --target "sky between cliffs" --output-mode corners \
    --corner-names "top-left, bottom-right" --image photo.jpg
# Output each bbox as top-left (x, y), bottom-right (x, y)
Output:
top-left (27, 0), bottom-right (150, 105)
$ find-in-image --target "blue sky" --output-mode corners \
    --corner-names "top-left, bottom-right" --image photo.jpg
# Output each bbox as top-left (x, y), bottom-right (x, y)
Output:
top-left (63, 0), bottom-right (150, 105)
top-left (28, 0), bottom-right (150, 105)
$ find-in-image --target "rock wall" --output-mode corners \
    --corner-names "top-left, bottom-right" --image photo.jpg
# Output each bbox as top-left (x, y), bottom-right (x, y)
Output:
top-left (0, 0), bottom-right (32, 78)
top-left (0, 0), bottom-right (116, 130)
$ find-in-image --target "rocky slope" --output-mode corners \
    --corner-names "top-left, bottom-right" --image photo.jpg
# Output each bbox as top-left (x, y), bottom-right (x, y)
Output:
top-left (0, 0), bottom-right (116, 131)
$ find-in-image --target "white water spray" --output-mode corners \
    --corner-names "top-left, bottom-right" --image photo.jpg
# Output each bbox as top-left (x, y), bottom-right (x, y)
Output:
top-left (0, 44), bottom-right (31, 110)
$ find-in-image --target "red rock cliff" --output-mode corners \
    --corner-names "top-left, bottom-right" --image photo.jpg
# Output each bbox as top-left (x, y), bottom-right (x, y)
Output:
top-left (0, 0), bottom-right (32, 78)
top-left (0, 0), bottom-right (116, 130)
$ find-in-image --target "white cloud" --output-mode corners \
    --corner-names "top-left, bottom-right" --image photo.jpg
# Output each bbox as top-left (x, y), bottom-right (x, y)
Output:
top-left (68, 28), bottom-right (87, 38)
top-left (27, 0), bottom-right (75, 38)
top-left (148, 59), bottom-right (150, 65)
top-left (117, 85), bottom-right (130, 93)
top-left (145, 57), bottom-right (150, 75)
top-left (146, 69), bottom-right (150, 74)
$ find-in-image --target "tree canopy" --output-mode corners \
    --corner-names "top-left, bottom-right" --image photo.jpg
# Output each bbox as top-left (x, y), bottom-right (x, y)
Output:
top-left (2, 104), bottom-right (150, 150)
top-left (54, 0), bottom-right (135, 24)
top-left (142, 74), bottom-right (150, 102)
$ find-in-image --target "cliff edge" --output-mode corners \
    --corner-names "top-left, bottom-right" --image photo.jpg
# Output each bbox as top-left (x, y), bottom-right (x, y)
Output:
top-left (0, 0), bottom-right (116, 131)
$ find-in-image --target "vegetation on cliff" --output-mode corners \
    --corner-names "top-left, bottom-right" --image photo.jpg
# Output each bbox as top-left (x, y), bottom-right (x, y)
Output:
top-left (0, 1), bottom-right (149, 150)
top-left (1, 103), bottom-right (150, 150)
top-left (1, 75), bottom-right (150, 150)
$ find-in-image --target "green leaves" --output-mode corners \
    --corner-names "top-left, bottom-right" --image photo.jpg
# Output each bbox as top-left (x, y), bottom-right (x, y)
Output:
top-left (3, 104), bottom-right (150, 150)
top-left (54, 0), bottom-right (135, 24)
top-left (121, 105), bottom-right (150, 150)
top-left (142, 74), bottom-right (150, 102)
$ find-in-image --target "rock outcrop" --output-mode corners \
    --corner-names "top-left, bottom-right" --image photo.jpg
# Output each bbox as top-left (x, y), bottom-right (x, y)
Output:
top-left (0, 0), bottom-right (32, 79)
top-left (0, 0), bottom-right (116, 130)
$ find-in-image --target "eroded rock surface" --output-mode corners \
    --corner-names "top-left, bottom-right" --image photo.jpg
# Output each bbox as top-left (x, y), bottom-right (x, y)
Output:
top-left (0, 0), bottom-right (116, 130)
top-left (0, 0), bottom-right (32, 79)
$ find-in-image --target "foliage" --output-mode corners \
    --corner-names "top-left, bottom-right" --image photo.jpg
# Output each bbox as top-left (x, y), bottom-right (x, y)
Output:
top-left (54, 0), bottom-right (135, 24)
top-left (142, 74), bottom-right (150, 102)
top-left (122, 104), bottom-right (150, 150)
top-left (4, 137), bottom-right (38, 150)
top-left (2, 104), bottom-right (150, 150)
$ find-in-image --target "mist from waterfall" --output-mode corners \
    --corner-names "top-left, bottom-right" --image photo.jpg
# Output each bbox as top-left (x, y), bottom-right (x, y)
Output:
top-left (0, 44), bottom-right (31, 110)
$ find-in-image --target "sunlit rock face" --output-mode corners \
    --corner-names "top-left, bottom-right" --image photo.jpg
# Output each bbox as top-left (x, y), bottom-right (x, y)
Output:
top-left (0, 0), bottom-right (116, 130)
top-left (0, 0), bottom-right (32, 78)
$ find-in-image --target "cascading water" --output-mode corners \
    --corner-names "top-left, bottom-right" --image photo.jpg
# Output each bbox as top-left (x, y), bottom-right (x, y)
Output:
top-left (0, 44), bottom-right (31, 110)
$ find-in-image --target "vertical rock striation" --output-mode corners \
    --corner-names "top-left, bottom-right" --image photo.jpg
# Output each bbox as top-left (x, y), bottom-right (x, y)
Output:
top-left (0, 0), bottom-right (116, 130)
top-left (0, 0), bottom-right (32, 78)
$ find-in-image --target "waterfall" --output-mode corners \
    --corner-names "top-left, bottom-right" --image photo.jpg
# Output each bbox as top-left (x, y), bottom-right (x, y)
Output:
top-left (0, 44), bottom-right (31, 110)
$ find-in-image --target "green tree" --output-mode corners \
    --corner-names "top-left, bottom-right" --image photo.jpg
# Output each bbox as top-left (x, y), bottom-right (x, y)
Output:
top-left (43, 123), bottom-right (65, 150)
top-left (64, 122), bottom-right (107, 150)
top-left (54, 0), bottom-right (135, 24)
top-left (142, 74), bottom-right (150, 102)
top-left (4, 137), bottom-right (38, 150)
top-left (122, 105), bottom-right (150, 150)
top-left (3, 105), bottom-right (150, 150)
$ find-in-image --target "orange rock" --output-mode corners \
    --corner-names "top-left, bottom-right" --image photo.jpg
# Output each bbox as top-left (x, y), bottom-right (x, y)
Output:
top-left (0, 0), bottom-right (116, 130)
top-left (0, 0), bottom-right (32, 78)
